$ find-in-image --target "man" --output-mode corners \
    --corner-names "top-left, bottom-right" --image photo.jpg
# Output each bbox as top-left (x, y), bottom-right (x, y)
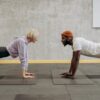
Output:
top-left (61, 30), bottom-right (100, 79)
top-left (0, 29), bottom-right (39, 79)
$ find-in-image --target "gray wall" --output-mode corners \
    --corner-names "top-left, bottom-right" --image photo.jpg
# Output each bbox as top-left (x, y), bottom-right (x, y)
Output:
top-left (0, 0), bottom-right (100, 60)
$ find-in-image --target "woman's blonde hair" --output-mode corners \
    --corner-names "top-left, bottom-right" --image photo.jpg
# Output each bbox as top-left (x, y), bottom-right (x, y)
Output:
top-left (26, 29), bottom-right (39, 41)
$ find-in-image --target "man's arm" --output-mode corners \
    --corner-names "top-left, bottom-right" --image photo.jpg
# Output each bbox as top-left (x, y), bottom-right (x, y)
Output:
top-left (69, 50), bottom-right (80, 77)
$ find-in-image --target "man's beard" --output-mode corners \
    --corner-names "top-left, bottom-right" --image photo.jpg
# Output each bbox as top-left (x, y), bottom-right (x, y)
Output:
top-left (62, 39), bottom-right (72, 46)
top-left (62, 39), bottom-right (68, 46)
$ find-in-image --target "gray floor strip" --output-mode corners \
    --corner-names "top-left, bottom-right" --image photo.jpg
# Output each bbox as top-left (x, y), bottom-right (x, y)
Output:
top-left (14, 94), bottom-right (70, 100)
top-left (0, 75), bottom-right (36, 85)
top-left (0, 67), bottom-right (36, 85)
top-left (52, 69), bottom-right (94, 85)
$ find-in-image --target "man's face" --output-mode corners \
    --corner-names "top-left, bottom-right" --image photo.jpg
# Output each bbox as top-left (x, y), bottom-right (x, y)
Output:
top-left (61, 35), bottom-right (72, 46)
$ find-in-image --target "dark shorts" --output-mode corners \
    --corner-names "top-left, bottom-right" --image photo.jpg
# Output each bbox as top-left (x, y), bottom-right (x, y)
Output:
top-left (0, 47), bottom-right (10, 58)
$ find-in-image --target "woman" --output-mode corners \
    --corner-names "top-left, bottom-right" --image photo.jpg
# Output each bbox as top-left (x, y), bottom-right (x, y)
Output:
top-left (0, 29), bottom-right (39, 79)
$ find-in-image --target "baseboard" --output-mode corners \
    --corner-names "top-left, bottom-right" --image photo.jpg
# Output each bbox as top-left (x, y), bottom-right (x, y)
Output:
top-left (0, 60), bottom-right (100, 64)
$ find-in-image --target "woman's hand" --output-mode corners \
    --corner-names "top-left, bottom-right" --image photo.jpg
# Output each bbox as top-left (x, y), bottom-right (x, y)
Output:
top-left (23, 74), bottom-right (35, 79)
top-left (22, 69), bottom-right (35, 79)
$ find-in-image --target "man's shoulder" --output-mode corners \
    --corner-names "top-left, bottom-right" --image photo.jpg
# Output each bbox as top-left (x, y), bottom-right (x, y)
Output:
top-left (74, 37), bottom-right (86, 43)
top-left (74, 37), bottom-right (84, 41)
top-left (72, 37), bottom-right (83, 51)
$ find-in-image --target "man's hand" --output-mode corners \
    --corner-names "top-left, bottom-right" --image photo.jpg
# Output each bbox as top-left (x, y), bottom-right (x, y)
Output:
top-left (60, 72), bottom-right (75, 79)
top-left (61, 74), bottom-right (75, 79)
top-left (60, 51), bottom-right (80, 79)
top-left (60, 72), bottom-right (72, 76)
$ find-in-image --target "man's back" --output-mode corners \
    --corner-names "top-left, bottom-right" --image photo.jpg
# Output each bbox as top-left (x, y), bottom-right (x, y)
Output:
top-left (72, 37), bottom-right (100, 57)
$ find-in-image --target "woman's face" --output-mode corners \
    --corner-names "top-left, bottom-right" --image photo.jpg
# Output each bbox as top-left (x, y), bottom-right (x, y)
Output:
top-left (32, 37), bottom-right (37, 43)
top-left (27, 37), bottom-right (37, 43)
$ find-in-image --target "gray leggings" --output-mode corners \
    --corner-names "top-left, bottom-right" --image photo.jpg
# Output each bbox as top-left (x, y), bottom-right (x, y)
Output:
top-left (0, 47), bottom-right (10, 58)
